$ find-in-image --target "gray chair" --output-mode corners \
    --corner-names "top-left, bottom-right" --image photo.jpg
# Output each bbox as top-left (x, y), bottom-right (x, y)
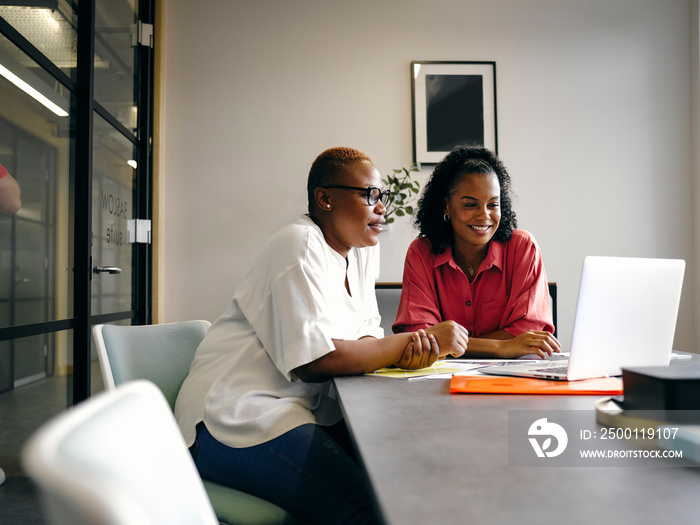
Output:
top-left (23, 380), bottom-right (220, 525)
top-left (375, 283), bottom-right (402, 335)
top-left (548, 282), bottom-right (558, 338)
top-left (93, 321), bottom-right (301, 525)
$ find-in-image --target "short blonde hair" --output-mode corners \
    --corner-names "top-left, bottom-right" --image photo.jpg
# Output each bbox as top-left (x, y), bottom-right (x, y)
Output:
top-left (307, 147), bottom-right (373, 213)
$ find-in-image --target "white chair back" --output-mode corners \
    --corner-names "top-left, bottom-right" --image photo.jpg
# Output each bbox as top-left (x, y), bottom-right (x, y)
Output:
top-left (23, 380), bottom-right (219, 525)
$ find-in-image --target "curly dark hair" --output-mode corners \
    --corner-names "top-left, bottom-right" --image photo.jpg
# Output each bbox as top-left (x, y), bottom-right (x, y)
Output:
top-left (414, 146), bottom-right (517, 254)
top-left (307, 147), bottom-right (373, 214)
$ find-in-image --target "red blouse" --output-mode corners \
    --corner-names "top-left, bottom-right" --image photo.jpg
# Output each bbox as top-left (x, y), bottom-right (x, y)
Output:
top-left (393, 230), bottom-right (554, 337)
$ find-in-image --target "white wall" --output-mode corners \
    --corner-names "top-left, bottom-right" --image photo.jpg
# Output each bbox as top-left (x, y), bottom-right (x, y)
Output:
top-left (693, 0), bottom-right (700, 350)
top-left (162, 0), bottom-right (695, 352)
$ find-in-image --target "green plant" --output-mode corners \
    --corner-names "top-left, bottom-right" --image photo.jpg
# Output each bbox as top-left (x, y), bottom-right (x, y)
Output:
top-left (382, 164), bottom-right (421, 224)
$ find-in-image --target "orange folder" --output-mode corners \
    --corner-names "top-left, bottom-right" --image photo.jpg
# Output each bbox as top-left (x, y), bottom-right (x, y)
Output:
top-left (449, 374), bottom-right (623, 395)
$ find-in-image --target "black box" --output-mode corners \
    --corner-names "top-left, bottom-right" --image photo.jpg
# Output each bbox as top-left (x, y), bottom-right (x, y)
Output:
top-left (622, 365), bottom-right (700, 411)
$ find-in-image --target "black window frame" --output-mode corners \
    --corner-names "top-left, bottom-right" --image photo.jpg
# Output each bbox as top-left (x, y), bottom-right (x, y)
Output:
top-left (0, 0), bottom-right (154, 405)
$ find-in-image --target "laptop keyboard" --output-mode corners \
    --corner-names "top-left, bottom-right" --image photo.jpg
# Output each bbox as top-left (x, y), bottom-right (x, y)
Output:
top-left (534, 366), bottom-right (568, 374)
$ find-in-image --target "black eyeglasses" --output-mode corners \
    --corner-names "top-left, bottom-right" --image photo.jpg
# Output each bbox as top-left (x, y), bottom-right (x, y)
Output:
top-left (322, 185), bottom-right (391, 207)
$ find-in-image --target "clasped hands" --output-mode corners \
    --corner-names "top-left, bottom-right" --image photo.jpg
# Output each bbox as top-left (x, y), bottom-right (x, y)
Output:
top-left (394, 320), bottom-right (468, 370)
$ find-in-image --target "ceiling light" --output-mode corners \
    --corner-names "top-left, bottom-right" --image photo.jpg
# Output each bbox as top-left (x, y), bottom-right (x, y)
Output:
top-left (0, 62), bottom-right (68, 116)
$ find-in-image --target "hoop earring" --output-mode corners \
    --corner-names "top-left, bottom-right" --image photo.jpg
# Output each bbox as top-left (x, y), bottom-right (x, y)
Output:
top-left (443, 213), bottom-right (450, 222)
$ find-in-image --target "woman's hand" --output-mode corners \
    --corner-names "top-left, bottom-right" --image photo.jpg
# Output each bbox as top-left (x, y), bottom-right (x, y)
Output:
top-left (424, 320), bottom-right (468, 358)
top-left (498, 330), bottom-right (561, 359)
top-left (395, 330), bottom-right (439, 369)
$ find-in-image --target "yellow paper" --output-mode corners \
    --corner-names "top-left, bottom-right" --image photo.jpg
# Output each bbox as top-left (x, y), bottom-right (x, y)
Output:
top-left (368, 361), bottom-right (475, 379)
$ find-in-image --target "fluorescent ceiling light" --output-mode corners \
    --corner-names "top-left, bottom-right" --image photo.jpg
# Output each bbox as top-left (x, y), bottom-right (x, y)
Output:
top-left (0, 62), bottom-right (68, 116)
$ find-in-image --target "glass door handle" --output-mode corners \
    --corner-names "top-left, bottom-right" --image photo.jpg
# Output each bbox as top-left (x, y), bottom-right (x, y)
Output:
top-left (93, 266), bottom-right (122, 275)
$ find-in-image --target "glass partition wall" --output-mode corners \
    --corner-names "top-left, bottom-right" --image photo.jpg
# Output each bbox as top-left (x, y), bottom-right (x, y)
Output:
top-left (0, 0), bottom-right (154, 481)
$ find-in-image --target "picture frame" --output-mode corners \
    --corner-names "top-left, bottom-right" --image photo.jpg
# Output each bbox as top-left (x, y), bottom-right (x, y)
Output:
top-left (411, 61), bottom-right (497, 164)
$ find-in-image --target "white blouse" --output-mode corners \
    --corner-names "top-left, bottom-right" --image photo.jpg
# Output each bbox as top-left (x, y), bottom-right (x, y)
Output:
top-left (175, 215), bottom-right (383, 448)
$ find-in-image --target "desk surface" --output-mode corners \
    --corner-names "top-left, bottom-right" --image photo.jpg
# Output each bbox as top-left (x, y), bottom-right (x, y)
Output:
top-left (334, 363), bottom-right (700, 525)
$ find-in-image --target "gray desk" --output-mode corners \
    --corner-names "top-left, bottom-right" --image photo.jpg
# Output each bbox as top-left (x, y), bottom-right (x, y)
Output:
top-left (334, 367), bottom-right (700, 525)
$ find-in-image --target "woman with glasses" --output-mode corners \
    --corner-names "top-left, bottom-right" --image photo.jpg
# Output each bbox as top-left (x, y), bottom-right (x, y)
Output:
top-left (175, 147), bottom-right (468, 525)
top-left (393, 145), bottom-right (560, 359)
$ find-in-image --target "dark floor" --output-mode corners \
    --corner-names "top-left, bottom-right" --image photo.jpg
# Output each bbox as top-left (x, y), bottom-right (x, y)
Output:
top-left (0, 363), bottom-right (104, 524)
top-left (0, 476), bottom-right (45, 525)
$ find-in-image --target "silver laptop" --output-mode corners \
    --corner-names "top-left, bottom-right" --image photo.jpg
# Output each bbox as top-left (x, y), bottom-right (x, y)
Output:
top-left (478, 256), bottom-right (685, 381)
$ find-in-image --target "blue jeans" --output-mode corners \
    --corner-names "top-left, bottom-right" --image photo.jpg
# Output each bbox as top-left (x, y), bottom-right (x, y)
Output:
top-left (190, 421), bottom-right (382, 525)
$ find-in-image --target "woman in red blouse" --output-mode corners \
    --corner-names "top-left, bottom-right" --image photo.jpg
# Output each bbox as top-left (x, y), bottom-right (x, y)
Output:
top-left (393, 146), bottom-right (561, 359)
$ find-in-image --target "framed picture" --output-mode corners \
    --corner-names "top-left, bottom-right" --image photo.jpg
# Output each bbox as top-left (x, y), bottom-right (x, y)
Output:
top-left (411, 61), bottom-right (497, 164)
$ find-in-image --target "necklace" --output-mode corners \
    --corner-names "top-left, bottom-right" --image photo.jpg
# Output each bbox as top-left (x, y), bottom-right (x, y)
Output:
top-left (453, 249), bottom-right (477, 278)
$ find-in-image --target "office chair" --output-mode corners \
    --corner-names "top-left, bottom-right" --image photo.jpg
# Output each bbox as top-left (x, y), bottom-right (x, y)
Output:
top-left (23, 380), bottom-right (219, 525)
top-left (93, 321), bottom-right (301, 525)
top-left (375, 283), bottom-right (402, 335)
top-left (547, 282), bottom-right (558, 338)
